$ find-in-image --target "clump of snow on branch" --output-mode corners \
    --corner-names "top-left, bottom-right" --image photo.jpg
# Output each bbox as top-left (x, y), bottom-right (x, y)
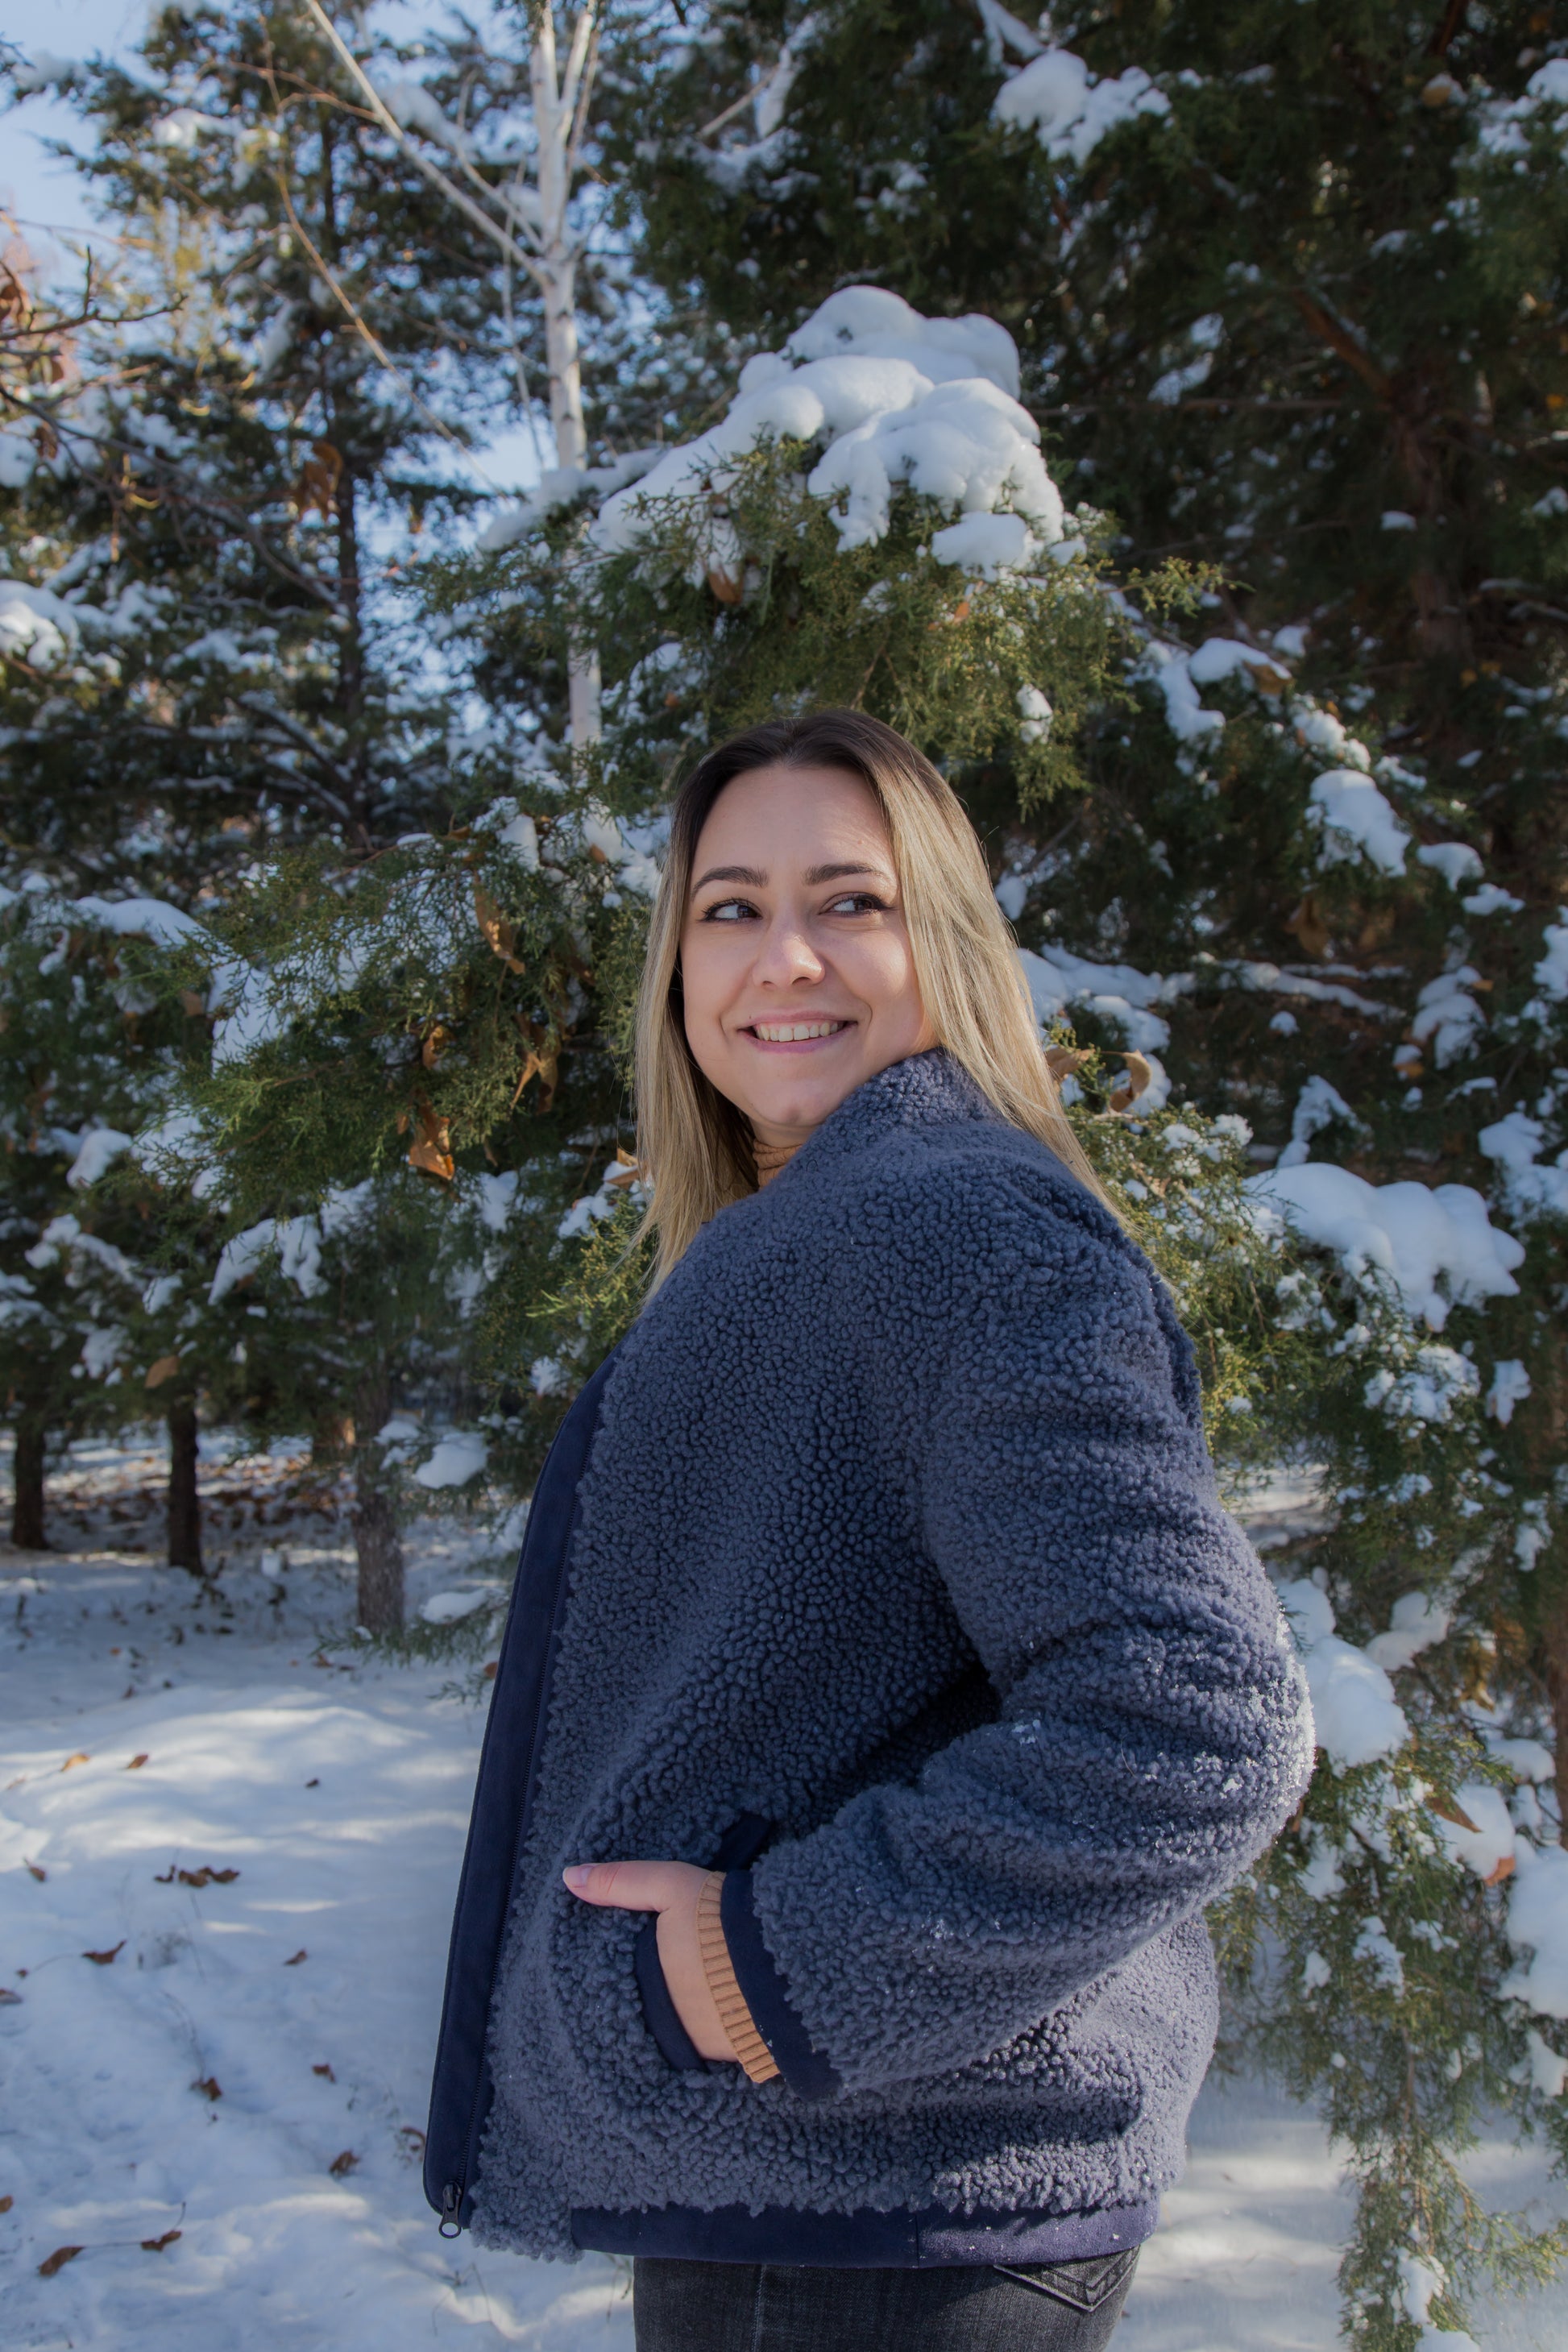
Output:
top-left (591, 286), bottom-right (1065, 564)
top-left (1276, 1578), bottom-right (1407, 1770)
top-left (1247, 1163), bottom-right (1524, 1332)
top-left (992, 39), bottom-right (1170, 166)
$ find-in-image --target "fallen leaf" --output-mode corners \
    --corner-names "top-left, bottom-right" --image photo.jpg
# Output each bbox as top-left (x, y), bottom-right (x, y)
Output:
top-left (5, 1776), bottom-right (24, 1790)
top-left (1044, 1046), bottom-right (1092, 1083)
top-left (25, 1860), bottom-right (45, 1882)
top-left (284, 1949), bottom-right (308, 1966)
top-left (1486, 1852), bottom-right (1517, 1886)
top-left (1427, 1793), bottom-right (1482, 1836)
top-left (39, 2246), bottom-right (83, 2276)
top-left (176, 1866), bottom-right (241, 1888)
top-left (0, 1989), bottom-right (21, 2006)
top-left (140, 2230), bottom-right (181, 2253)
top-left (706, 564), bottom-right (744, 605)
top-left (82, 1942), bottom-right (126, 1966)
top-left (399, 2125), bottom-right (426, 2155)
top-left (313, 2062), bottom-right (335, 2080)
top-left (191, 2076), bottom-right (222, 2101)
top-left (328, 2149), bottom-right (359, 2176)
top-left (482, 1661), bottom-right (499, 1681)
top-left (60, 1752), bottom-right (90, 1772)
top-left (0, 2191), bottom-right (12, 2209)
top-left (144, 1355), bottom-right (181, 1392)
top-left (473, 883), bottom-right (525, 974)
top-left (305, 1777), bottom-right (320, 1788)
top-left (126, 1753), bottom-right (149, 1770)
top-left (153, 1863), bottom-right (176, 1883)
top-left (407, 1100), bottom-right (454, 1183)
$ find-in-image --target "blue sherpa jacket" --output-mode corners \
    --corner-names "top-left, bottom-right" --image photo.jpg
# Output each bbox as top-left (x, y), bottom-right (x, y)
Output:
top-left (426, 1048), bottom-right (1313, 2262)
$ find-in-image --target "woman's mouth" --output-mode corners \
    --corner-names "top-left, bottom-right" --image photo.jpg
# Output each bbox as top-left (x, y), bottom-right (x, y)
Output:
top-left (745, 1019), bottom-right (852, 1044)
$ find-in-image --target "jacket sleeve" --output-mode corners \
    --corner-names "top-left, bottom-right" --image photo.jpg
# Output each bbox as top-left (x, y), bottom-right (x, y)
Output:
top-left (730, 1168), bottom-right (1314, 2100)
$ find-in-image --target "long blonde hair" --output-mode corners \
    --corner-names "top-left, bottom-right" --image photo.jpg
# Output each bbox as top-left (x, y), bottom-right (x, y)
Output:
top-left (634, 709), bottom-right (1114, 1285)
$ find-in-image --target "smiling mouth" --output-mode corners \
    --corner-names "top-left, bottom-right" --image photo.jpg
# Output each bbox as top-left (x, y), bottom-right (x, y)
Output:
top-left (745, 1019), bottom-right (852, 1043)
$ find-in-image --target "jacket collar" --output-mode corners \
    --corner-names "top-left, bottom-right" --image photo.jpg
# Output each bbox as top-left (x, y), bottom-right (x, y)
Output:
top-left (776, 1049), bottom-right (996, 1182)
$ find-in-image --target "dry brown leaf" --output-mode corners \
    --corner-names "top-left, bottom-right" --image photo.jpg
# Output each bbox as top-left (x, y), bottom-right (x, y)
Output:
top-left (313, 2062), bottom-right (335, 2080)
top-left (1110, 1053), bottom-right (1153, 1113)
top-left (0, 2192), bottom-right (12, 2210)
top-left (1284, 894), bottom-right (1333, 960)
top-left (191, 2076), bottom-right (222, 2101)
top-left (408, 1100), bottom-right (454, 1183)
top-left (25, 1860), bottom-right (45, 1881)
top-left (145, 1355), bottom-right (180, 1392)
top-left (1044, 1047), bottom-right (1093, 1083)
top-left (328, 2149), bottom-right (359, 2177)
top-left (482, 1660), bottom-right (499, 1681)
top-left (1427, 1793), bottom-right (1481, 1836)
top-left (605, 1149), bottom-right (641, 1189)
top-left (141, 2230), bottom-right (181, 2253)
top-left (60, 1752), bottom-right (90, 1772)
top-left (176, 1866), bottom-right (241, 1888)
top-left (39, 2246), bottom-right (83, 2278)
top-left (420, 1024), bottom-right (450, 1072)
top-left (291, 438), bottom-right (342, 521)
top-left (474, 882), bottom-right (525, 973)
top-left (81, 1941), bottom-right (125, 1966)
top-left (706, 565), bottom-right (744, 604)
top-left (127, 1753), bottom-right (148, 1770)
top-left (0, 1990), bottom-right (20, 2007)
top-left (1486, 1852), bottom-right (1516, 1886)
top-left (284, 1949), bottom-right (308, 1966)
top-left (179, 989), bottom-right (207, 1018)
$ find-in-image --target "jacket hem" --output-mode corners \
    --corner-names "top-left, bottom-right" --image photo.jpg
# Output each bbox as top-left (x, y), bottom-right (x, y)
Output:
top-left (569, 2194), bottom-right (1160, 2267)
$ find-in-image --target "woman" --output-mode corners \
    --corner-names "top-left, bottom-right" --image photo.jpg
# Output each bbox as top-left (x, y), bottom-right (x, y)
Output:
top-left (425, 710), bottom-right (1312, 2351)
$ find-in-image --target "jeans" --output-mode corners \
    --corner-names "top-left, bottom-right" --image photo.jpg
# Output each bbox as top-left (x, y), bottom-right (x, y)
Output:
top-left (632, 2248), bottom-right (1139, 2350)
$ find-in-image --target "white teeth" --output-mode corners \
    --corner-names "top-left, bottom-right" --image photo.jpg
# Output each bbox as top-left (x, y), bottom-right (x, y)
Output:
top-left (753, 1021), bottom-right (848, 1043)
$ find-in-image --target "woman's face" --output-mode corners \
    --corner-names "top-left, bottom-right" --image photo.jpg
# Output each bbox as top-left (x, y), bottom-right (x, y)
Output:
top-left (679, 762), bottom-right (937, 1147)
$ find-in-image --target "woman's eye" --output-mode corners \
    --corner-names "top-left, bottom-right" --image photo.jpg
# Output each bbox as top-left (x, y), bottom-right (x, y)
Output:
top-left (699, 897), bottom-right (758, 923)
top-left (825, 892), bottom-right (887, 916)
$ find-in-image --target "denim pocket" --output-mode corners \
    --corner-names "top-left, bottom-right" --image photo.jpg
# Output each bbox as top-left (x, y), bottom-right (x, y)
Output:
top-left (991, 2246), bottom-right (1139, 2313)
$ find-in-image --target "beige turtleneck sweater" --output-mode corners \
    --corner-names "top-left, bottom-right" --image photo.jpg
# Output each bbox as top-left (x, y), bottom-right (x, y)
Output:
top-left (753, 1136), bottom-right (801, 1186)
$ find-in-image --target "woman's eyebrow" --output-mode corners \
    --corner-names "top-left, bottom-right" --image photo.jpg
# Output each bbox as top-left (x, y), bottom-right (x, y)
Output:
top-left (692, 864), bottom-right (767, 891)
top-left (803, 861), bottom-right (890, 885)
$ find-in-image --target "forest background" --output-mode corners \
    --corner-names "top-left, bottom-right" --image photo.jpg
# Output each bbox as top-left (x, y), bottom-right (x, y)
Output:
top-left (4, 3), bottom-right (1568, 2346)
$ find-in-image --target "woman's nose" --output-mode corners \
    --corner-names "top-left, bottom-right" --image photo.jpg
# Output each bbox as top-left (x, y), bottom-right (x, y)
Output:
top-left (750, 915), bottom-right (824, 986)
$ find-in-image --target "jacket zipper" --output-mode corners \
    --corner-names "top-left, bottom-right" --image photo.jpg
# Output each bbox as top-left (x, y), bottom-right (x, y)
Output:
top-left (439, 1466), bottom-right (588, 2232)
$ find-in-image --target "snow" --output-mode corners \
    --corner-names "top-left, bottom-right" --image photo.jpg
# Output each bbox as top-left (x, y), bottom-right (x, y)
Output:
top-left (413, 1434), bottom-right (488, 1491)
top-left (73, 895), bottom-right (202, 949)
top-left (10, 48), bottom-right (81, 91)
top-left (1478, 1111), bottom-right (1568, 1223)
top-left (1018, 944), bottom-right (1188, 1055)
top-left (1380, 510), bottom-right (1418, 531)
top-left (1487, 1360), bottom-right (1533, 1425)
top-left (1276, 1580), bottom-right (1407, 1769)
top-left (1417, 842), bottom-right (1484, 889)
top-left (1277, 1076), bottom-right (1359, 1170)
top-left (1246, 1164), bottom-right (1524, 1331)
top-left (373, 78), bottom-right (468, 155)
top-left (0, 579), bottom-right (79, 668)
top-left (1462, 884), bottom-right (1524, 916)
top-left (66, 1128), bottom-right (135, 1191)
top-left (1529, 911), bottom-right (1568, 1010)
top-left (2, 1442), bottom-right (1567, 2350)
top-left (1502, 1839), bottom-right (1568, 2020)
top-left (1309, 770), bottom-right (1411, 877)
top-left (419, 1588), bottom-right (501, 1626)
top-left (592, 288), bottom-right (1063, 562)
top-left (1434, 1783), bottom-right (1516, 1881)
top-left (1365, 1591), bottom-right (1451, 1673)
top-left (1364, 1346), bottom-right (1479, 1425)
top-left (1015, 683), bottom-right (1053, 744)
top-left (993, 46), bottom-right (1170, 165)
top-left (1412, 967), bottom-right (1486, 1068)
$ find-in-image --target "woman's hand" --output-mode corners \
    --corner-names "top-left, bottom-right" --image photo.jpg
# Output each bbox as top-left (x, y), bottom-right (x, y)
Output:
top-left (564, 1860), bottom-right (740, 2063)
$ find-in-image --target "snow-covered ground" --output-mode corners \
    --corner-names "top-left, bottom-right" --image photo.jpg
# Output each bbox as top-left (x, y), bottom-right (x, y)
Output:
top-left (2, 1437), bottom-right (1566, 2349)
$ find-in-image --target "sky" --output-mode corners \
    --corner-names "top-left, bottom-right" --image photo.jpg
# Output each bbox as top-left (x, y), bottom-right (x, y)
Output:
top-left (0, 1), bottom-right (545, 493)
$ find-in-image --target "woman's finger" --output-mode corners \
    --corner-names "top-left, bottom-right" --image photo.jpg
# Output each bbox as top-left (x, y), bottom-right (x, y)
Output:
top-left (562, 1858), bottom-right (702, 1910)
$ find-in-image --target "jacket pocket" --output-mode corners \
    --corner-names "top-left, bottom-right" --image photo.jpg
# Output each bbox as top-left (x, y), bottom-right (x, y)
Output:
top-left (631, 1815), bottom-right (776, 2071)
top-left (633, 1918), bottom-right (706, 2070)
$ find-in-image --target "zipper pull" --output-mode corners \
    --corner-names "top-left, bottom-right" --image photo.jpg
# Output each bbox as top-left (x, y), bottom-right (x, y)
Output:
top-left (438, 2180), bottom-right (463, 2238)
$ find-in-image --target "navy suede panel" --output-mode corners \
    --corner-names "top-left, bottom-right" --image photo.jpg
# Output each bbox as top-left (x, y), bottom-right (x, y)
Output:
top-left (721, 1869), bottom-right (840, 2102)
top-left (570, 2194), bottom-right (1159, 2267)
top-left (461, 1051), bottom-right (1313, 2260)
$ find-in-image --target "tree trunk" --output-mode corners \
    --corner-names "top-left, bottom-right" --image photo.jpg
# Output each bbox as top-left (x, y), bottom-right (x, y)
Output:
top-left (167, 1396), bottom-right (204, 1575)
top-left (353, 1475), bottom-right (404, 1635)
top-left (351, 1373), bottom-right (404, 1633)
top-left (10, 1415), bottom-right (46, 1549)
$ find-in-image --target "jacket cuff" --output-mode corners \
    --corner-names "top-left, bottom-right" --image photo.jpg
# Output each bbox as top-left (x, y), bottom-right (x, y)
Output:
top-left (720, 1869), bottom-right (842, 2103)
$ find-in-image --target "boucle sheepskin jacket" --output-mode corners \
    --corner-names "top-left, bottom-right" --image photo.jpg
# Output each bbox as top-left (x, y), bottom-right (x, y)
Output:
top-left (433, 1048), bottom-right (1313, 2259)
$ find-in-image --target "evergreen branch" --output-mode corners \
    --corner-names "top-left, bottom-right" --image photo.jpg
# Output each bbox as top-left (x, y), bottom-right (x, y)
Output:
top-left (271, 177), bottom-right (500, 489)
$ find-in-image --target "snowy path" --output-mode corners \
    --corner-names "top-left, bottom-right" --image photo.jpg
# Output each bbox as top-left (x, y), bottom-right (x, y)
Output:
top-left (2, 1469), bottom-right (1566, 2347)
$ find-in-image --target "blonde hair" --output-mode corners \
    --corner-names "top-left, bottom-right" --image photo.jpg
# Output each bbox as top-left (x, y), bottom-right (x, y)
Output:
top-left (634, 710), bottom-right (1116, 1285)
